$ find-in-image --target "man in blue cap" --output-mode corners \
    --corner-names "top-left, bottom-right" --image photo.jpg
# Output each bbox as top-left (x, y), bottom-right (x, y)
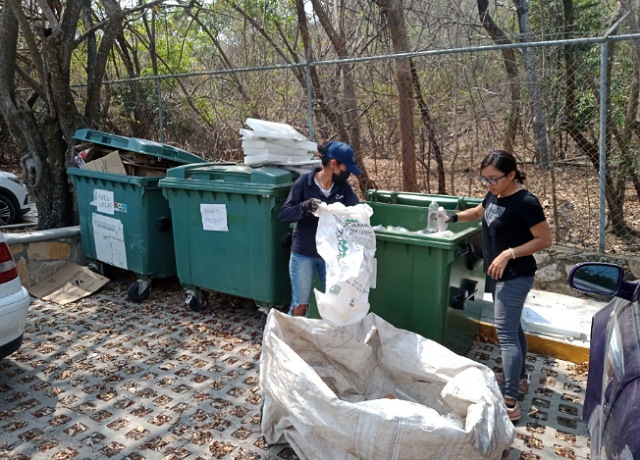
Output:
top-left (278, 141), bottom-right (362, 316)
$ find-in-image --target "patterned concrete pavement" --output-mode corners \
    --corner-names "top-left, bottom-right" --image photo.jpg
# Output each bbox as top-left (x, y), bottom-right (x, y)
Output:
top-left (1, 276), bottom-right (590, 459)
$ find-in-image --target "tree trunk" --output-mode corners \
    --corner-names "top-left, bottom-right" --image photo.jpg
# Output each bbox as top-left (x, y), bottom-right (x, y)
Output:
top-left (410, 61), bottom-right (446, 194)
top-left (374, 0), bottom-right (417, 192)
top-left (513, 0), bottom-right (551, 167)
top-left (293, 0), bottom-right (349, 141)
top-left (85, 0), bottom-right (123, 125)
top-left (0, 2), bottom-right (75, 228)
top-left (477, 0), bottom-right (520, 153)
top-left (113, 34), bottom-right (154, 138)
top-left (619, 0), bottom-right (640, 202)
top-left (0, 0), bottom-right (134, 228)
top-left (310, 0), bottom-right (374, 194)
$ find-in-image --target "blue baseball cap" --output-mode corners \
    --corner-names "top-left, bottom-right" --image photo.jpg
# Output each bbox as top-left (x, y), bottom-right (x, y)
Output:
top-left (321, 141), bottom-right (362, 175)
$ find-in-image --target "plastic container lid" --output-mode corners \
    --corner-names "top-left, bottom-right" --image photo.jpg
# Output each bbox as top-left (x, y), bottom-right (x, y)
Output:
top-left (160, 164), bottom-right (295, 195)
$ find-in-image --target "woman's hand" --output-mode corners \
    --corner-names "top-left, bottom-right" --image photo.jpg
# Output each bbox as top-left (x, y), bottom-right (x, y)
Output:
top-left (487, 249), bottom-right (513, 280)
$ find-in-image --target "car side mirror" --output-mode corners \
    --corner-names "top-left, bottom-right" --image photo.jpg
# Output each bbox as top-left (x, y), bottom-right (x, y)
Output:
top-left (568, 262), bottom-right (639, 301)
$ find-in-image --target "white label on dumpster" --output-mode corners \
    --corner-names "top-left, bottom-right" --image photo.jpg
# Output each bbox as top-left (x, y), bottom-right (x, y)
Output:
top-left (200, 204), bottom-right (228, 232)
top-left (92, 213), bottom-right (128, 269)
top-left (90, 188), bottom-right (115, 215)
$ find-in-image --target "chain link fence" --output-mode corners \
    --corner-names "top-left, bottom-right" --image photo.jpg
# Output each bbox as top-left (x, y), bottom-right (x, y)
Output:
top-left (6, 9), bottom-right (635, 254)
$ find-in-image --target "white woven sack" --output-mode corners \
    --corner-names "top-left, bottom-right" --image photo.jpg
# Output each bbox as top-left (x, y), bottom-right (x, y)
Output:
top-left (314, 202), bottom-right (376, 326)
top-left (260, 310), bottom-right (516, 460)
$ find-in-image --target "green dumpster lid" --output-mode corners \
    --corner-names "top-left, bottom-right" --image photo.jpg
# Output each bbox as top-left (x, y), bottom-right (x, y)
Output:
top-left (73, 129), bottom-right (206, 165)
top-left (160, 164), bottom-right (294, 195)
top-left (365, 189), bottom-right (481, 210)
top-left (164, 164), bottom-right (293, 185)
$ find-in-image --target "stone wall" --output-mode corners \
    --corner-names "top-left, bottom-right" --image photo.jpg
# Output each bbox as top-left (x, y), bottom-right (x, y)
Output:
top-left (5, 227), bottom-right (85, 288)
top-left (533, 245), bottom-right (640, 296)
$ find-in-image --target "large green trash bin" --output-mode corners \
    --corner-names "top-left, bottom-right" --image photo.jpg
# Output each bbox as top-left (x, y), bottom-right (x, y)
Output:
top-left (67, 129), bottom-right (206, 302)
top-left (158, 164), bottom-right (295, 311)
top-left (364, 190), bottom-right (486, 355)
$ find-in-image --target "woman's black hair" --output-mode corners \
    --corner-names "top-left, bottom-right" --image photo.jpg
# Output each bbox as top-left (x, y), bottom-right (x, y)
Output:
top-left (317, 144), bottom-right (341, 167)
top-left (480, 150), bottom-right (526, 184)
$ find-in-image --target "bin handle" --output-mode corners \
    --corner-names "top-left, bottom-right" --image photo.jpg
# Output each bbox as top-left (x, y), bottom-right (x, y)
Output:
top-left (450, 279), bottom-right (478, 310)
top-left (454, 244), bottom-right (471, 258)
top-left (455, 243), bottom-right (484, 271)
top-left (155, 216), bottom-right (172, 232)
top-left (364, 189), bottom-right (399, 204)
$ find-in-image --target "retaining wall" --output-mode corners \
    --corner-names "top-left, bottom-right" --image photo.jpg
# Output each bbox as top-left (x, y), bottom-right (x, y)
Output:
top-left (5, 226), bottom-right (85, 288)
top-left (4, 226), bottom-right (639, 293)
top-left (533, 245), bottom-right (640, 296)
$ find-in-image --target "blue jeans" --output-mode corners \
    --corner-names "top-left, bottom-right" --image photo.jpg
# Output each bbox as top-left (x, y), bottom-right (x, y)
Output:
top-left (289, 252), bottom-right (326, 315)
top-left (493, 275), bottom-right (534, 400)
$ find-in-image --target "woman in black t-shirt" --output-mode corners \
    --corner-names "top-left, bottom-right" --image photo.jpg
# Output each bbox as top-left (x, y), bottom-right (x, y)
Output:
top-left (450, 150), bottom-right (552, 423)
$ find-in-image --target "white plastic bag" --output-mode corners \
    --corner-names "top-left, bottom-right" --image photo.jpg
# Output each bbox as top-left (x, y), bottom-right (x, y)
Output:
top-left (260, 310), bottom-right (516, 460)
top-left (314, 202), bottom-right (377, 326)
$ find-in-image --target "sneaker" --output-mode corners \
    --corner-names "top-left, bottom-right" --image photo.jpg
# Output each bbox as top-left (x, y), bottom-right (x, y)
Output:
top-left (505, 401), bottom-right (521, 422)
top-left (494, 371), bottom-right (530, 395)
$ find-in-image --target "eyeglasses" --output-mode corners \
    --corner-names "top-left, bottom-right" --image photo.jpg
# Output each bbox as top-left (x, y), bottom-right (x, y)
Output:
top-left (478, 174), bottom-right (506, 186)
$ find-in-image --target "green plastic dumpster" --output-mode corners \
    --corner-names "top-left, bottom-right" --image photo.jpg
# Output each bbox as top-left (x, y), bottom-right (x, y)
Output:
top-left (365, 190), bottom-right (485, 355)
top-left (158, 164), bottom-right (295, 311)
top-left (67, 129), bottom-right (206, 302)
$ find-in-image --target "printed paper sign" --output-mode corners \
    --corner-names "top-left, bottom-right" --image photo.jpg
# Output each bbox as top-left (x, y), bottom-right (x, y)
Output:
top-left (90, 188), bottom-right (115, 215)
top-left (200, 204), bottom-right (228, 232)
top-left (92, 213), bottom-right (128, 269)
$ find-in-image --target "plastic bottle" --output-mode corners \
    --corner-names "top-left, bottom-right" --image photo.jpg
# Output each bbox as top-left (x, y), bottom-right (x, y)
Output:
top-left (74, 149), bottom-right (89, 167)
top-left (436, 206), bottom-right (448, 232)
top-left (426, 200), bottom-right (439, 233)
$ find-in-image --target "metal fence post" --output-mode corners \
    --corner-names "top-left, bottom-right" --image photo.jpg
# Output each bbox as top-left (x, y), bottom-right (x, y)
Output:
top-left (598, 39), bottom-right (608, 253)
top-left (151, 9), bottom-right (165, 143)
top-left (305, 36), bottom-right (315, 142)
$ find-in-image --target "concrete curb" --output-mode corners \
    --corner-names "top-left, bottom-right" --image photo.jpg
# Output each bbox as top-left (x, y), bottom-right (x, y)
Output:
top-left (477, 321), bottom-right (590, 364)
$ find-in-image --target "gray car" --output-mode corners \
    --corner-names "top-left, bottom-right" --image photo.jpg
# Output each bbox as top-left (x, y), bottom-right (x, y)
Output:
top-left (569, 262), bottom-right (640, 460)
top-left (0, 170), bottom-right (30, 226)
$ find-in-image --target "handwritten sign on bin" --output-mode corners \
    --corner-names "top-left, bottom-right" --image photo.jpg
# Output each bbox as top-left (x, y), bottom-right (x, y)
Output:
top-left (200, 204), bottom-right (228, 232)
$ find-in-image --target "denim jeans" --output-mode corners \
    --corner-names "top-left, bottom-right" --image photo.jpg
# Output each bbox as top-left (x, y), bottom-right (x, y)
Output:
top-left (289, 252), bottom-right (326, 315)
top-left (493, 275), bottom-right (534, 400)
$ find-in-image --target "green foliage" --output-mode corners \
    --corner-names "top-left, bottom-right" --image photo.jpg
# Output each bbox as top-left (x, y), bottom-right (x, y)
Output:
top-left (528, 0), bottom-right (615, 38)
top-left (527, 1), bottom-right (635, 142)
top-left (239, 0), bottom-right (297, 25)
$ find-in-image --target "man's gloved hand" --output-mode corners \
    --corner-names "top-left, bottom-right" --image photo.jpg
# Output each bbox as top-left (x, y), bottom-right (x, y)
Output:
top-left (446, 212), bottom-right (459, 223)
top-left (303, 198), bottom-right (321, 213)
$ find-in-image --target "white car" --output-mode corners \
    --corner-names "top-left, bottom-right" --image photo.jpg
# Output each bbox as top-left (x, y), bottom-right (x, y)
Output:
top-left (0, 170), bottom-right (30, 226)
top-left (0, 231), bottom-right (30, 359)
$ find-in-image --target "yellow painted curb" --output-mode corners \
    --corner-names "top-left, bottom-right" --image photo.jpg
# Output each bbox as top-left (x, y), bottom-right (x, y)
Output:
top-left (478, 321), bottom-right (590, 364)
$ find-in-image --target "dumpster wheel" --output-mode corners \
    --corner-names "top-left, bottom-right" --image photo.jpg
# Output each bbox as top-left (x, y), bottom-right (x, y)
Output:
top-left (128, 280), bottom-right (151, 302)
top-left (185, 288), bottom-right (209, 312)
top-left (187, 296), bottom-right (201, 312)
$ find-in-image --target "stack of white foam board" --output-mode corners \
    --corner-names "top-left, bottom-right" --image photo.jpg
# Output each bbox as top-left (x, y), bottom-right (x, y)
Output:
top-left (240, 118), bottom-right (320, 166)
